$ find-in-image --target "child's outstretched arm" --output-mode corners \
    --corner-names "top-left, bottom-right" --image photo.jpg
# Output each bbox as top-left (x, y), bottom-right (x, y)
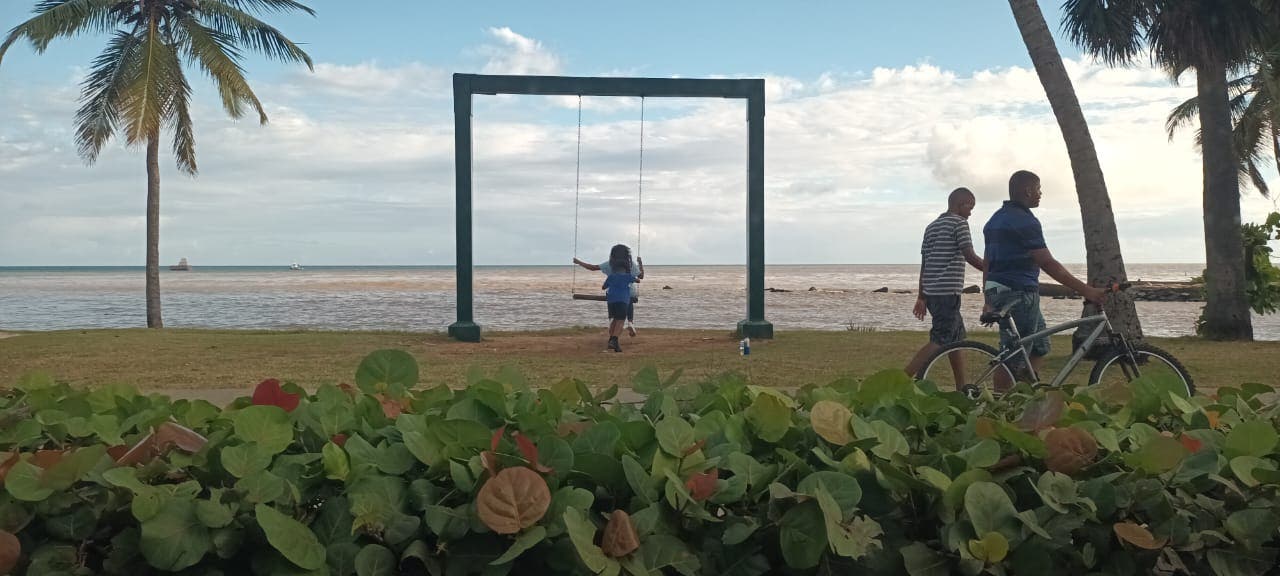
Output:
top-left (574, 257), bottom-right (601, 271)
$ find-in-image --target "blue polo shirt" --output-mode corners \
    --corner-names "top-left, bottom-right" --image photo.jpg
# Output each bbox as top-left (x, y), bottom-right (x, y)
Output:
top-left (603, 273), bottom-right (638, 303)
top-left (982, 201), bottom-right (1046, 290)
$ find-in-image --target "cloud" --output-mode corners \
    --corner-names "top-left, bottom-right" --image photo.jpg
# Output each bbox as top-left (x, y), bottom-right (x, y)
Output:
top-left (2, 28), bottom-right (1276, 267)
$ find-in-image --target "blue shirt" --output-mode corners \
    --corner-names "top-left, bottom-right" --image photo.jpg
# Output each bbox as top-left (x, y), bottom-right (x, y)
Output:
top-left (599, 259), bottom-right (637, 298)
top-left (982, 201), bottom-right (1046, 290)
top-left (603, 273), bottom-right (638, 303)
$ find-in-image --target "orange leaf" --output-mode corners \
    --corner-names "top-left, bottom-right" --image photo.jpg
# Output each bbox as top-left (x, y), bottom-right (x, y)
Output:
top-left (1179, 435), bottom-right (1203, 453)
top-left (31, 450), bottom-right (67, 469)
top-left (1114, 522), bottom-right (1167, 550)
top-left (975, 418), bottom-right (998, 439)
top-left (375, 394), bottom-right (403, 419)
top-left (1207, 411), bottom-right (1221, 429)
top-left (475, 467), bottom-right (551, 535)
top-left (0, 529), bottom-right (19, 576)
top-left (685, 469), bottom-right (719, 502)
top-left (1044, 427), bottom-right (1098, 476)
top-left (601, 510), bottom-right (640, 558)
top-left (116, 422), bottom-right (208, 466)
top-left (251, 378), bottom-right (300, 413)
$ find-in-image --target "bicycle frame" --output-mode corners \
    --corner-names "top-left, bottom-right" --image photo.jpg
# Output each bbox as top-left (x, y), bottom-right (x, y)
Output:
top-left (985, 310), bottom-right (1115, 388)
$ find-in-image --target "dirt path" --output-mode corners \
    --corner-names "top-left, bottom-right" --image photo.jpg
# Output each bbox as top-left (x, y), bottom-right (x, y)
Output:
top-left (0, 332), bottom-right (18, 340)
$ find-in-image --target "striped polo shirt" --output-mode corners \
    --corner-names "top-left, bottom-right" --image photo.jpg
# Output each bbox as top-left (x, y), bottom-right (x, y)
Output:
top-left (982, 201), bottom-right (1047, 290)
top-left (920, 212), bottom-right (973, 295)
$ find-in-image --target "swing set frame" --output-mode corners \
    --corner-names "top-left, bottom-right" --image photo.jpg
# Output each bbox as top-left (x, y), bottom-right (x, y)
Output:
top-left (448, 73), bottom-right (773, 342)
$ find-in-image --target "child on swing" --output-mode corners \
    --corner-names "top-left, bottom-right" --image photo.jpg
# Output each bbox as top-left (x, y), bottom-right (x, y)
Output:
top-left (600, 246), bottom-right (641, 352)
top-left (573, 244), bottom-right (644, 337)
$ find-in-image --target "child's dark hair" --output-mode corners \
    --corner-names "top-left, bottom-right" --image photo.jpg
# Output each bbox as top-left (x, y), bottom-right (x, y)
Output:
top-left (609, 244), bottom-right (632, 274)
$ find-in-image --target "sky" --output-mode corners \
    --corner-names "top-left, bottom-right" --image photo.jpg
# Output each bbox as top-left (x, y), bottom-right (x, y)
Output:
top-left (1, 1), bottom-right (1277, 266)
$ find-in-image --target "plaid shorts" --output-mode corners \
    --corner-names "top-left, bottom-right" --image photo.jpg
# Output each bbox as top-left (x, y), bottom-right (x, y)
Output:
top-left (985, 287), bottom-right (1050, 357)
top-left (926, 294), bottom-right (967, 345)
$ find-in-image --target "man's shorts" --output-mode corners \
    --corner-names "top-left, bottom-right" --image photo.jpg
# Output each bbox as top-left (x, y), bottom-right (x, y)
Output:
top-left (607, 301), bottom-right (629, 320)
top-left (985, 287), bottom-right (1050, 357)
top-left (925, 294), bottom-right (967, 345)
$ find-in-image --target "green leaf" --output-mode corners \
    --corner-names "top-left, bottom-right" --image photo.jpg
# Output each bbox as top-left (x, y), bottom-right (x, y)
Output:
top-left (432, 420), bottom-right (491, 458)
top-left (640, 534), bottom-right (701, 575)
top-left (1229, 456), bottom-right (1277, 487)
top-left (222, 442), bottom-right (274, 478)
top-left (778, 500), bottom-right (827, 569)
top-left (870, 420), bottom-right (909, 460)
top-left (140, 499), bottom-right (210, 571)
top-left (623, 454), bottom-right (658, 504)
top-left (797, 471), bottom-right (862, 518)
top-left (855, 369), bottom-right (913, 406)
top-left (1226, 509), bottom-right (1280, 551)
top-left (968, 531), bottom-right (1009, 563)
top-left (746, 393), bottom-right (792, 443)
top-left (195, 499), bottom-right (234, 528)
top-left (901, 542), bottom-right (949, 576)
top-left (656, 417), bottom-right (696, 456)
top-left (725, 452), bottom-right (776, 490)
top-left (1206, 548), bottom-right (1278, 576)
top-left (354, 543), bottom-right (397, 576)
top-left (355, 349), bottom-right (419, 395)
top-left (574, 421), bottom-right (622, 456)
top-left (632, 365), bottom-right (662, 394)
top-left (256, 504), bottom-right (326, 570)
top-left (722, 517), bottom-right (759, 546)
top-left (916, 466), bottom-right (951, 491)
top-left (491, 525), bottom-right (547, 565)
top-left (3, 459), bottom-right (54, 502)
top-left (963, 482), bottom-right (1017, 537)
top-left (234, 405), bottom-right (294, 455)
top-left (1127, 435), bottom-right (1188, 474)
top-left (564, 507), bottom-right (618, 574)
top-left (237, 470), bottom-right (287, 504)
top-left (960, 439), bottom-right (1000, 469)
top-left (1225, 421), bottom-right (1278, 458)
top-left (539, 436), bottom-right (575, 476)
top-left (323, 442), bottom-right (351, 481)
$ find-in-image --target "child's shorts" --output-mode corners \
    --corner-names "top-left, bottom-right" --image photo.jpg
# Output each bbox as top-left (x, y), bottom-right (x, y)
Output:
top-left (607, 301), bottom-right (629, 320)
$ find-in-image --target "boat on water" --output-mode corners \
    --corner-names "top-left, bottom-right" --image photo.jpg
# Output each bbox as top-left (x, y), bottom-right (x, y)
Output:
top-left (289, 262), bottom-right (304, 271)
top-left (169, 257), bottom-right (191, 271)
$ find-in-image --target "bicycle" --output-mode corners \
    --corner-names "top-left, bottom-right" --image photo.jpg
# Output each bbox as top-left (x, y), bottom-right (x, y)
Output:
top-left (915, 283), bottom-right (1194, 398)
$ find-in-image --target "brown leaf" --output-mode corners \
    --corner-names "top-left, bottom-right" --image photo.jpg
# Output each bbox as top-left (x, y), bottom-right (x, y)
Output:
top-left (116, 421), bottom-right (208, 466)
top-left (1178, 434), bottom-right (1203, 453)
top-left (685, 469), bottom-right (719, 502)
top-left (375, 394), bottom-right (403, 419)
top-left (476, 466), bottom-right (551, 535)
top-left (601, 510), bottom-right (640, 558)
top-left (1018, 391), bottom-right (1066, 432)
top-left (1044, 427), bottom-right (1098, 476)
top-left (0, 452), bottom-right (18, 483)
top-left (682, 439), bottom-right (707, 457)
top-left (0, 529), bottom-right (19, 576)
top-left (480, 451), bottom-right (499, 479)
top-left (974, 417), bottom-right (998, 439)
top-left (1114, 522), bottom-right (1167, 550)
top-left (31, 450), bottom-right (67, 470)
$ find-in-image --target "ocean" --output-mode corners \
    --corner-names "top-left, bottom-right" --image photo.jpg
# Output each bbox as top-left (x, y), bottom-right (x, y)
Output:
top-left (2, 264), bottom-right (1277, 340)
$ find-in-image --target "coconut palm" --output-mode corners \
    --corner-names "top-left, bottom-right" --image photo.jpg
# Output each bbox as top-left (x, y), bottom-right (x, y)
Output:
top-left (1061, 0), bottom-right (1280, 341)
top-left (1166, 44), bottom-right (1280, 196)
top-left (1007, 0), bottom-right (1143, 341)
top-left (0, 0), bottom-right (314, 328)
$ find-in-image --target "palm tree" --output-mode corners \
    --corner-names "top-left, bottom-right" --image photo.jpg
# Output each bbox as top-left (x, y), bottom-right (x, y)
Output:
top-left (1061, 0), bottom-right (1280, 341)
top-left (0, 0), bottom-right (314, 328)
top-left (1166, 44), bottom-right (1280, 196)
top-left (1007, 0), bottom-right (1143, 342)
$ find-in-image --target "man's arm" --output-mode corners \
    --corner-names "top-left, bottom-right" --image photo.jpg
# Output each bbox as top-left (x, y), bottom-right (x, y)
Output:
top-left (1030, 249), bottom-right (1104, 303)
top-left (573, 258), bottom-right (601, 271)
top-left (914, 254), bottom-right (927, 320)
top-left (962, 246), bottom-right (985, 271)
top-left (636, 257), bottom-right (645, 280)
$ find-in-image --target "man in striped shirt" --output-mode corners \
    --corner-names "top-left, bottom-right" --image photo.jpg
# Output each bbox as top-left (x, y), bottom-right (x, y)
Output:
top-left (905, 187), bottom-right (986, 382)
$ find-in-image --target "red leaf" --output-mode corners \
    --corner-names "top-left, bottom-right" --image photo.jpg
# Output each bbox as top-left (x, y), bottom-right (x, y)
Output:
top-left (685, 469), bottom-right (719, 502)
top-left (330, 434), bottom-right (348, 447)
top-left (376, 394), bottom-right (402, 419)
top-left (116, 421), bottom-right (208, 466)
top-left (513, 432), bottom-right (552, 474)
top-left (1179, 434), bottom-right (1203, 453)
top-left (491, 425), bottom-right (507, 453)
top-left (106, 445), bottom-right (130, 461)
top-left (252, 379), bottom-right (300, 413)
top-left (338, 383), bottom-right (358, 397)
top-left (481, 450), bottom-right (500, 478)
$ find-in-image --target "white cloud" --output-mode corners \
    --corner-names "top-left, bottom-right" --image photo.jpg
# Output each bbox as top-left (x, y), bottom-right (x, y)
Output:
top-left (2, 28), bottom-right (1276, 267)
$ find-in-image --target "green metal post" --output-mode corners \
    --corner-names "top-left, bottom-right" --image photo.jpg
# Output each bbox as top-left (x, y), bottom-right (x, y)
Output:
top-left (448, 75), bottom-right (481, 341)
top-left (739, 83), bottom-right (774, 338)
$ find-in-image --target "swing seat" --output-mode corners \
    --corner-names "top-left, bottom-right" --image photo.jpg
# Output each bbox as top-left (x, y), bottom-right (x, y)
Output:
top-left (572, 293), bottom-right (639, 303)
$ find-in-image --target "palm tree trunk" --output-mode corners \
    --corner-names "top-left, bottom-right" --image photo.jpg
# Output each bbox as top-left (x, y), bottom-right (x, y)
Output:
top-left (146, 132), bottom-right (163, 328)
top-left (1007, 0), bottom-right (1142, 341)
top-left (1197, 56), bottom-right (1253, 340)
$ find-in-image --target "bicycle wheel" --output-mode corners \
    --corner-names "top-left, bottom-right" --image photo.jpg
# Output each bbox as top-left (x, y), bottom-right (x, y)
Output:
top-left (1088, 343), bottom-right (1195, 396)
top-left (916, 341), bottom-right (1016, 395)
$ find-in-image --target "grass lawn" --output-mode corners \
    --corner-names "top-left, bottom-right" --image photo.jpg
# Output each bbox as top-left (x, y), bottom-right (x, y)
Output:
top-left (1, 328), bottom-right (1276, 403)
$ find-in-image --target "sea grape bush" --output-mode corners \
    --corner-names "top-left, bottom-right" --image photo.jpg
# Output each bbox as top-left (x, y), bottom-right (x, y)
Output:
top-left (1, 349), bottom-right (1278, 575)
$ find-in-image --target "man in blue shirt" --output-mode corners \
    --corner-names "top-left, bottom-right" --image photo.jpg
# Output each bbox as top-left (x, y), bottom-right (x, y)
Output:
top-left (983, 170), bottom-right (1104, 387)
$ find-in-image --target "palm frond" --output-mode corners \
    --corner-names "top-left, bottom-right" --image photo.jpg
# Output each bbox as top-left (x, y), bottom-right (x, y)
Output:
top-left (173, 13), bottom-right (266, 123)
top-left (197, 0), bottom-right (313, 70)
top-left (166, 47), bottom-right (197, 175)
top-left (0, 0), bottom-right (126, 64)
top-left (1166, 95), bottom-right (1200, 139)
top-left (119, 17), bottom-right (185, 145)
top-left (214, 0), bottom-right (315, 17)
top-left (1060, 0), bottom-right (1153, 66)
top-left (1233, 92), bottom-right (1274, 196)
top-left (73, 28), bottom-right (141, 162)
